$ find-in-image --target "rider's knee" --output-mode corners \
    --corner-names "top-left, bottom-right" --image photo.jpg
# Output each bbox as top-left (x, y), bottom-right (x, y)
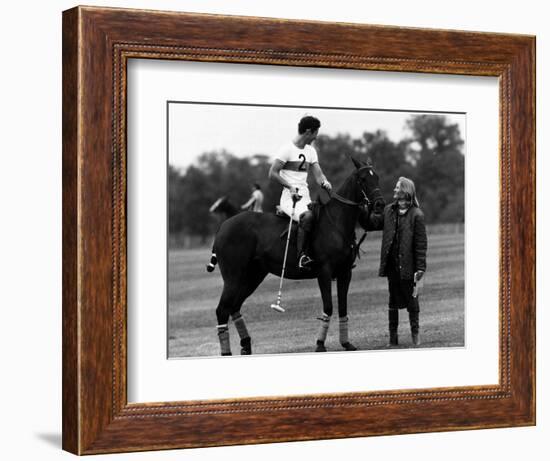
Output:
top-left (299, 210), bottom-right (314, 231)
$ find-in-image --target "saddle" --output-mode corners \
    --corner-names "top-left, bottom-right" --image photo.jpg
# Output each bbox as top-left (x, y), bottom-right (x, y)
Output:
top-left (275, 201), bottom-right (322, 220)
top-left (276, 201), bottom-right (321, 241)
top-left (274, 206), bottom-right (289, 219)
top-left (277, 214), bottom-right (299, 241)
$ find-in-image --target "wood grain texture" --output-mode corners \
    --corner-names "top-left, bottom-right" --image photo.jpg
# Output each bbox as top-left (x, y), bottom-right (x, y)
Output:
top-left (62, 5), bottom-right (536, 455)
top-left (61, 7), bottom-right (79, 454)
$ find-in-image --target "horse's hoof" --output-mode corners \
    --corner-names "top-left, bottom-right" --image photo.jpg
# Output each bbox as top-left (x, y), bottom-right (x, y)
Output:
top-left (221, 352), bottom-right (232, 356)
top-left (240, 337), bottom-right (252, 355)
top-left (315, 341), bottom-right (327, 352)
top-left (341, 342), bottom-right (357, 351)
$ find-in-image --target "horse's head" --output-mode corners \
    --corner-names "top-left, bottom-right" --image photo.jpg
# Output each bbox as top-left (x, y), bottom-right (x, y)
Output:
top-left (209, 196), bottom-right (228, 214)
top-left (350, 155), bottom-right (386, 214)
top-left (209, 196), bottom-right (240, 219)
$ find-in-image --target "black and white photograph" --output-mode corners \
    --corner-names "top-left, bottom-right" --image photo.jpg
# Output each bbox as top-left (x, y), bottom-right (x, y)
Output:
top-left (167, 103), bottom-right (465, 358)
top-left (3, 0), bottom-right (543, 459)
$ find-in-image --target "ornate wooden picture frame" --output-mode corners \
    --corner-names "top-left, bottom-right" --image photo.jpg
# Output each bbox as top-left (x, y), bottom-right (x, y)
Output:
top-left (62, 6), bottom-right (535, 455)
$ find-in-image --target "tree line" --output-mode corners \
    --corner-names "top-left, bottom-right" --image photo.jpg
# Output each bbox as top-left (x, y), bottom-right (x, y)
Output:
top-left (169, 114), bottom-right (464, 242)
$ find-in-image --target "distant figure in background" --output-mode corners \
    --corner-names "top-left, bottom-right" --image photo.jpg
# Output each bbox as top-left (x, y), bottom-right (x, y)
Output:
top-left (366, 177), bottom-right (427, 346)
top-left (240, 183), bottom-right (264, 212)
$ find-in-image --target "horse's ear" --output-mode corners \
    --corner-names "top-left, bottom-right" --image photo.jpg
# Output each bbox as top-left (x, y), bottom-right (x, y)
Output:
top-left (348, 152), bottom-right (366, 169)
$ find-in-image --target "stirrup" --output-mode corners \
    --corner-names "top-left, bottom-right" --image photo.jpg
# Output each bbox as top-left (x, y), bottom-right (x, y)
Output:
top-left (298, 253), bottom-right (314, 269)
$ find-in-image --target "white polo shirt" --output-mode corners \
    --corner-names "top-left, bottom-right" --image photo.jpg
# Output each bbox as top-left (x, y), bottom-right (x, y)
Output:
top-left (275, 142), bottom-right (318, 192)
top-left (276, 142), bottom-right (318, 220)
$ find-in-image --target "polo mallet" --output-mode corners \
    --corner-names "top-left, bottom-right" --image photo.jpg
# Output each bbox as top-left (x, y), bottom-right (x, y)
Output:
top-left (270, 194), bottom-right (300, 313)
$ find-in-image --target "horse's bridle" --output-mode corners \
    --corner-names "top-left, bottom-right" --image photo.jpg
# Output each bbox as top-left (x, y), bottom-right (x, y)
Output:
top-left (328, 166), bottom-right (381, 211)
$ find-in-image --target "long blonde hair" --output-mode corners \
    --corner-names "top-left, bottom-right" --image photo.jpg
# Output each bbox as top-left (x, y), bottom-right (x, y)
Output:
top-left (398, 176), bottom-right (420, 207)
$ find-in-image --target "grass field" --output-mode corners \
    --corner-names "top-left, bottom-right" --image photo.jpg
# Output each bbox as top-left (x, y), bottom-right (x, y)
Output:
top-left (168, 232), bottom-right (464, 357)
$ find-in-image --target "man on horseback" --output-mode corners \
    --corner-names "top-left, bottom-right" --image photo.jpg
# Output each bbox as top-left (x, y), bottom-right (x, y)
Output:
top-left (268, 115), bottom-right (332, 268)
top-left (209, 151), bottom-right (385, 356)
top-left (240, 183), bottom-right (264, 212)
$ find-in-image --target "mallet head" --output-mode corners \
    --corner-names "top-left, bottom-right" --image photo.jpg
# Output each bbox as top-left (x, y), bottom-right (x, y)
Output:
top-left (270, 303), bottom-right (285, 313)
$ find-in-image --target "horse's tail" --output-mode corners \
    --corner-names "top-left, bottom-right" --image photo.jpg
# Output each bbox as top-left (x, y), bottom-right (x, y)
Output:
top-left (206, 247), bottom-right (218, 273)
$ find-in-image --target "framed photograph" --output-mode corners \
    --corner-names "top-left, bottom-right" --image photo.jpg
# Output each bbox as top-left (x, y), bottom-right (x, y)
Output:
top-left (62, 6), bottom-right (535, 454)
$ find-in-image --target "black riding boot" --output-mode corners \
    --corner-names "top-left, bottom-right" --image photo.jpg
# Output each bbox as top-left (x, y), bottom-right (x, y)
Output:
top-left (388, 308), bottom-right (399, 346)
top-left (297, 223), bottom-right (313, 268)
top-left (409, 309), bottom-right (420, 346)
top-left (296, 225), bottom-right (308, 256)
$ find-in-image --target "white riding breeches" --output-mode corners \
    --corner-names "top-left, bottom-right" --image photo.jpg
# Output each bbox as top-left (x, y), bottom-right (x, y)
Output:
top-left (279, 187), bottom-right (311, 221)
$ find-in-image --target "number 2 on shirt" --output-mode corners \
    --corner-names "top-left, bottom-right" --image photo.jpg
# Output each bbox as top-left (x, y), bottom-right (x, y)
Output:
top-left (298, 153), bottom-right (306, 171)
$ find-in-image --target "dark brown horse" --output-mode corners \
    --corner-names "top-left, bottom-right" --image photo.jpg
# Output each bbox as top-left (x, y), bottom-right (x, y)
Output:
top-left (207, 157), bottom-right (385, 355)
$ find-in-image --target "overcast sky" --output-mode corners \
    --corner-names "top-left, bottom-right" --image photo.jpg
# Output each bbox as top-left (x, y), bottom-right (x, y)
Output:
top-left (168, 102), bottom-right (465, 170)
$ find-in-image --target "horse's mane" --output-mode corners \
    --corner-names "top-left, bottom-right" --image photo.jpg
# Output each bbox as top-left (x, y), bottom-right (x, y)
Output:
top-left (332, 167), bottom-right (367, 203)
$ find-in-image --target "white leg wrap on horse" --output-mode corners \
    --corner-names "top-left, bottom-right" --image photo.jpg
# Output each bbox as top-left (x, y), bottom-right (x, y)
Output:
top-left (216, 324), bottom-right (231, 355)
top-left (231, 313), bottom-right (250, 340)
top-left (206, 253), bottom-right (218, 272)
top-left (316, 314), bottom-right (331, 343)
top-left (339, 316), bottom-right (349, 344)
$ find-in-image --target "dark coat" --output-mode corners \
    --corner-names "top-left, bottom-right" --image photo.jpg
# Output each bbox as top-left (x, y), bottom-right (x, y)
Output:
top-left (365, 202), bottom-right (427, 280)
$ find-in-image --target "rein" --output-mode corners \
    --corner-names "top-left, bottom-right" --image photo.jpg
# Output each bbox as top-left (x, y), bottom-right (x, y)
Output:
top-left (325, 166), bottom-right (381, 208)
top-left (321, 188), bottom-right (370, 246)
top-left (326, 187), bottom-right (380, 209)
top-left (329, 190), bottom-right (365, 207)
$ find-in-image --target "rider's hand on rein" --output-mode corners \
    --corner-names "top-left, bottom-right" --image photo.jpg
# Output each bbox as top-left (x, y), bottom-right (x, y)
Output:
top-left (321, 180), bottom-right (332, 192)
